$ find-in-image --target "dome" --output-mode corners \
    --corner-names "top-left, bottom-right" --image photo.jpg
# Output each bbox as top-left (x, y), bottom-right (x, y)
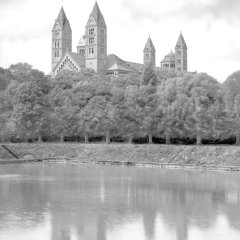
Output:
top-left (77, 35), bottom-right (86, 47)
top-left (161, 50), bottom-right (175, 63)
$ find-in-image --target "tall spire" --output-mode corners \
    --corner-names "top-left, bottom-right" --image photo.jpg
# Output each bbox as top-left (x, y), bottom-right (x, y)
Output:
top-left (90, 1), bottom-right (105, 24)
top-left (176, 32), bottom-right (187, 49)
top-left (143, 35), bottom-right (156, 66)
top-left (56, 7), bottom-right (68, 27)
top-left (52, 6), bottom-right (72, 75)
top-left (144, 35), bottom-right (156, 52)
top-left (85, 1), bottom-right (107, 74)
top-left (175, 32), bottom-right (188, 72)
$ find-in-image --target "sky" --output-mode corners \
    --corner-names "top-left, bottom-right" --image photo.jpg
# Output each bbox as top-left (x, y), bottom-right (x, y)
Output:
top-left (0, 0), bottom-right (240, 82)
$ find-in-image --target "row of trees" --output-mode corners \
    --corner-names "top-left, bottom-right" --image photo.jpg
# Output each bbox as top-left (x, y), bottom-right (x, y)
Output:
top-left (0, 63), bottom-right (240, 144)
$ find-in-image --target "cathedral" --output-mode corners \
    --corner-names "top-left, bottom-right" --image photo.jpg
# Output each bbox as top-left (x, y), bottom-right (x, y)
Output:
top-left (51, 2), bottom-right (188, 77)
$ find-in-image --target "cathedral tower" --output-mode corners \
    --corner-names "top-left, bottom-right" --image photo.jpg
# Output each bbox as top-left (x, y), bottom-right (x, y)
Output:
top-left (143, 36), bottom-right (156, 66)
top-left (85, 2), bottom-right (107, 75)
top-left (175, 32), bottom-right (187, 72)
top-left (51, 7), bottom-right (72, 73)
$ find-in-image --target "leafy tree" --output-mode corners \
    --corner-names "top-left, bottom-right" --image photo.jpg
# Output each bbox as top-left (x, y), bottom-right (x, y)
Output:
top-left (8, 63), bottom-right (33, 83)
top-left (142, 63), bottom-right (157, 86)
top-left (51, 98), bottom-right (79, 142)
top-left (117, 87), bottom-right (142, 143)
top-left (223, 71), bottom-right (240, 114)
top-left (13, 79), bottom-right (49, 141)
top-left (155, 67), bottom-right (184, 85)
top-left (223, 70), bottom-right (240, 144)
top-left (136, 86), bottom-right (158, 143)
top-left (0, 67), bottom-right (11, 91)
top-left (78, 96), bottom-right (107, 143)
top-left (157, 77), bottom-right (181, 144)
top-left (184, 73), bottom-right (223, 145)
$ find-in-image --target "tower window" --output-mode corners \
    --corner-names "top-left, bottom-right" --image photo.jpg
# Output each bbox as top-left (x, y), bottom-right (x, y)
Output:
top-left (89, 28), bottom-right (95, 35)
top-left (55, 42), bottom-right (57, 48)
top-left (79, 49), bottom-right (85, 55)
top-left (177, 51), bottom-right (181, 56)
top-left (178, 59), bottom-right (181, 64)
top-left (89, 47), bottom-right (94, 54)
top-left (100, 29), bottom-right (105, 35)
top-left (89, 37), bottom-right (94, 44)
top-left (100, 38), bottom-right (105, 44)
top-left (58, 41), bottom-right (60, 48)
top-left (55, 32), bottom-right (60, 39)
top-left (100, 48), bottom-right (104, 54)
top-left (145, 54), bottom-right (149, 59)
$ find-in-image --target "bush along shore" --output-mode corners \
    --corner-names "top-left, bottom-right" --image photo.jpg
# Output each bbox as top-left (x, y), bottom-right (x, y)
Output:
top-left (1, 143), bottom-right (240, 172)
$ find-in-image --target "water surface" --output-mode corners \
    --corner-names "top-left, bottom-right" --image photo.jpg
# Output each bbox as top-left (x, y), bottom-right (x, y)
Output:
top-left (0, 163), bottom-right (240, 240)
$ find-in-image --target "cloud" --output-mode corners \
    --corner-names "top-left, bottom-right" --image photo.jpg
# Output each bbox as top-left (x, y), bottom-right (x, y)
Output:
top-left (121, 0), bottom-right (162, 22)
top-left (224, 49), bottom-right (240, 62)
top-left (121, 0), bottom-right (240, 25)
top-left (0, 0), bottom-right (26, 7)
top-left (179, 0), bottom-right (240, 23)
top-left (1, 26), bottom-right (49, 42)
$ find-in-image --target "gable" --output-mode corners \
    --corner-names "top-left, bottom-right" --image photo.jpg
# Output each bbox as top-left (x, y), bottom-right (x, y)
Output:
top-left (87, 17), bottom-right (96, 26)
top-left (54, 51), bottom-right (85, 76)
top-left (52, 21), bottom-right (62, 31)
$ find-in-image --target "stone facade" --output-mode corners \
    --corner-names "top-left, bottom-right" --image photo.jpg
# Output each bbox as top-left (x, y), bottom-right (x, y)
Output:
top-left (175, 33), bottom-right (188, 72)
top-left (51, 3), bottom-right (188, 77)
top-left (143, 36), bottom-right (156, 66)
top-left (85, 2), bottom-right (107, 75)
top-left (161, 50), bottom-right (175, 69)
top-left (51, 7), bottom-right (72, 76)
top-left (161, 33), bottom-right (188, 72)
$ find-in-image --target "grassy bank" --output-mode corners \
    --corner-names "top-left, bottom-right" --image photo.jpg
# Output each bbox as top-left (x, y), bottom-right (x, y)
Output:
top-left (0, 143), bottom-right (240, 170)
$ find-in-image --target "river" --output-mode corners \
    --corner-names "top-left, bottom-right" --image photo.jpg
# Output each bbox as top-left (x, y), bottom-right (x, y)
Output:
top-left (0, 163), bottom-right (240, 240)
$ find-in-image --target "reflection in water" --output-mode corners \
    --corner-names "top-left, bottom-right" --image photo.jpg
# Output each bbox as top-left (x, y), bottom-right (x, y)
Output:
top-left (0, 164), bottom-right (240, 240)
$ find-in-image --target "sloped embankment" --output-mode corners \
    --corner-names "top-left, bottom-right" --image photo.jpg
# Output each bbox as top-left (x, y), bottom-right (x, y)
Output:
top-left (0, 143), bottom-right (240, 168)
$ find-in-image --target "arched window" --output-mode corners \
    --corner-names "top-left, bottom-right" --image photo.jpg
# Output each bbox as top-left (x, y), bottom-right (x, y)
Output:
top-left (89, 28), bottom-right (94, 35)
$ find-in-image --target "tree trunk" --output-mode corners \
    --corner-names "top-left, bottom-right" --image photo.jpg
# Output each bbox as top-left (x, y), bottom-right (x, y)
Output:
top-left (60, 132), bottom-right (64, 143)
top-left (128, 134), bottom-right (133, 144)
top-left (84, 133), bottom-right (89, 143)
top-left (196, 132), bottom-right (202, 145)
top-left (236, 131), bottom-right (240, 145)
top-left (106, 132), bottom-right (110, 144)
top-left (165, 131), bottom-right (170, 144)
top-left (149, 134), bottom-right (153, 144)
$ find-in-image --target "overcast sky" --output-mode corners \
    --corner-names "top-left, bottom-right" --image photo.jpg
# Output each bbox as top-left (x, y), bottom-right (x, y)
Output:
top-left (0, 0), bottom-right (240, 82)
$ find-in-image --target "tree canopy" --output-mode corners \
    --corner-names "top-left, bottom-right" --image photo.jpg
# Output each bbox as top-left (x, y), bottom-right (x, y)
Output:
top-left (0, 62), bottom-right (239, 144)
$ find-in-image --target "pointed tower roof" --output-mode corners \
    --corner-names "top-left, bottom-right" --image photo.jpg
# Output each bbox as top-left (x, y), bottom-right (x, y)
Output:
top-left (144, 36), bottom-right (156, 52)
top-left (89, 1), bottom-right (106, 25)
top-left (176, 32), bottom-right (187, 49)
top-left (56, 7), bottom-right (68, 28)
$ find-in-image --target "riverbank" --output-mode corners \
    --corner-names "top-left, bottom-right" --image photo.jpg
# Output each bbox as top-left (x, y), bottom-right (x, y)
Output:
top-left (1, 143), bottom-right (240, 171)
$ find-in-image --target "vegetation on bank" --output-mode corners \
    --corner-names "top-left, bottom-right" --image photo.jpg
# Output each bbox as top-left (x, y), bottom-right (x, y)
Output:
top-left (1, 143), bottom-right (240, 168)
top-left (0, 63), bottom-right (240, 145)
